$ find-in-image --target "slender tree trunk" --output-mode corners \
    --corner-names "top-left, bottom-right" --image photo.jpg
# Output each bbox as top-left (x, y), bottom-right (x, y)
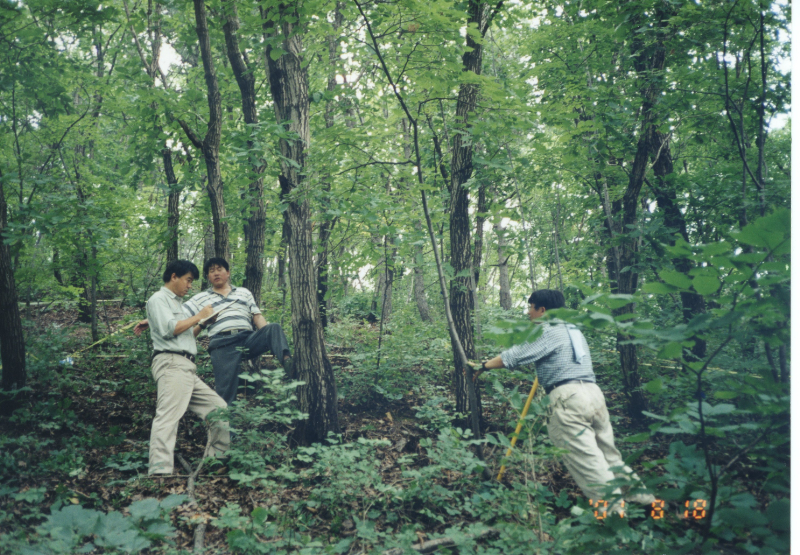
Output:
top-left (316, 2), bottom-right (344, 329)
top-left (552, 190), bottom-right (564, 294)
top-left (495, 221), bottom-right (512, 310)
top-left (412, 220), bottom-right (432, 322)
top-left (223, 1), bottom-right (266, 305)
top-left (448, 0), bottom-right (497, 423)
top-left (202, 223), bottom-right (214, 290)
top-left (472, 182), bottom-right (488, 291)
top-left (400, 118), bottom-right (431, 322)
top-left (164, 148), bottom-right (180, 263)
top-left (649, 131), bottom-right (707, 359)
top-left (264, 5), bottom-right (339, 443)
top-left (609, 13), bottom-right (673, 419)
top-left (182, 0), bottom-right (228, 260)
top-left (0, 170), bottom-right (26, 402)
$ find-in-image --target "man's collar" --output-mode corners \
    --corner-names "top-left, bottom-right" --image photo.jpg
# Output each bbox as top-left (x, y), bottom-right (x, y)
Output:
top-left (160, 286), bottom-right (180, 299)
top-left (209, 285), bottom-right (236, 295)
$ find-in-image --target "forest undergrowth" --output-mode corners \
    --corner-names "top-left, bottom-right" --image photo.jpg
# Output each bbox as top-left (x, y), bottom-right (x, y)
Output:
top-left (0, 293), bottom-right (788, 555)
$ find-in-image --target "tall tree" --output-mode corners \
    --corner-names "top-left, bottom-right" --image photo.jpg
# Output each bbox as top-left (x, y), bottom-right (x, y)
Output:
top-left (178, 0), bottom-right (229, 261)
top-left (447, 0), bottom-right (502, 422)
top-left (222, 0), bottom-right (267, 305)
top-left (262, 1), bottom-right (340, 443)
top-left (0, 168), bottom-right (25, 401)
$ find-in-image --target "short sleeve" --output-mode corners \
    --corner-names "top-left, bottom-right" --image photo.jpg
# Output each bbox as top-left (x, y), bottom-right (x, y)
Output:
top-left (242, 288), bottom-right (261, 315)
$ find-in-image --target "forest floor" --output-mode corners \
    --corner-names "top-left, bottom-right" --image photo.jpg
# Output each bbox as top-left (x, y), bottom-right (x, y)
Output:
top-left (1, 306), bottom-right (713, 554)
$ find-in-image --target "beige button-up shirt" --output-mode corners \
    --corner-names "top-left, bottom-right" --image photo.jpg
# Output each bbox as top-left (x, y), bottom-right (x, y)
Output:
top-left (146, 286), bottom-right (197, 355)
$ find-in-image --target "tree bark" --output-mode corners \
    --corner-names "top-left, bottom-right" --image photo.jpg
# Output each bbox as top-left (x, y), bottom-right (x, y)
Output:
top-left (202, 223), bottom-right (214, 290)
top-left (412, 219), bottom-right (432, 322)
top-left (263, 4), bottom-right (339, 443)
top-left (495, 221), bottom-right (512, 310)
top-left (402, 118), bottom-right (431, 322)
top-left (223, 1), bottom-right (266, 305)
top-left (609, 11), bottom-right (673, 419)
top-left (186, 0), bottom-right (228, 260)
top-left (164, 148), bottom-right (180, 263)
top-left (448, 0), bottom-right (498, 423)
top-left (0, 170), bottom-right (26, 400)
top-left (648, 131), bottom-right (707, 359)
top-left (317, 2), bottom-right (344, 329)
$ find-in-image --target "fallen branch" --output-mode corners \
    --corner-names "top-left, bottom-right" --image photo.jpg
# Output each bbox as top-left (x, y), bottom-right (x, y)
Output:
top-left (380, 528), bottom-right (499, 555)
top-left (67, 320), bottom-right (138, 357)
top-left (176, 440), bottom-right (213, 554)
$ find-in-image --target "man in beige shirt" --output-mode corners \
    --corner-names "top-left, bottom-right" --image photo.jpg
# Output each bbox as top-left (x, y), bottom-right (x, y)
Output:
top-left (134, 259), bottom-right (229, 475)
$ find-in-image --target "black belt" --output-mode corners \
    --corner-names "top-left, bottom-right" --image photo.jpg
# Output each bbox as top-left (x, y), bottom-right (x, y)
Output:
top-left (216, 329), bottom-right (250, 337)
top-left (545, 379), bottom-right (593, 395)
top-left (152, 350), bottom-right (196, 363)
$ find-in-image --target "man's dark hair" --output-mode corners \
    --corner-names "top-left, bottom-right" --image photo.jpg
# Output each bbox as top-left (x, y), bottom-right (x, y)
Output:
top-left (203, 257), bottom-right (229, 276)
top-left (528, 289), bottom-right (565, 310)
top-left (163, 260), bottom-right (200, 283)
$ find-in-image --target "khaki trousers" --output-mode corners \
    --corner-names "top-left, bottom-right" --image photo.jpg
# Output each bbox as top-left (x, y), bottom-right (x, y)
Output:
top-left (547, 382), bottom-right (644, 506)
top-left (149, 353), bottom-right (230, 475)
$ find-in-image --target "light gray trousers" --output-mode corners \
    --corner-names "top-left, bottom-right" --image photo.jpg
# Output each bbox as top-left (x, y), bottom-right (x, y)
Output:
top-left (148, 353), bottom-right (230, 475)
top-left (547, 381), bottom-right (652, 510)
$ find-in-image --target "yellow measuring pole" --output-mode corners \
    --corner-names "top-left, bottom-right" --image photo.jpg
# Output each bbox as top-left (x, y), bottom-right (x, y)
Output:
top-left (497, 377), bottom-right (539, 482)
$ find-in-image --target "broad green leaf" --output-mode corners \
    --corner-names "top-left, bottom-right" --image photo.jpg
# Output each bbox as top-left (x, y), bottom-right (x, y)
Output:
top-left (643, 377), bottom-right (664, 394)
top-left (657, 342), bottom-right (682, 359)
top-left (659, 270), bottom-right (692, 289)
top-left (642, 282), bottom-right (679, 294)
top-left (692, 275), bottom-right (720, 295)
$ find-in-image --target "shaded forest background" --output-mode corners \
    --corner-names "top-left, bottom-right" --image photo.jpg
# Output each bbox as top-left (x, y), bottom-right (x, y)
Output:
top-left (0, 0), bottom-right (791, 553)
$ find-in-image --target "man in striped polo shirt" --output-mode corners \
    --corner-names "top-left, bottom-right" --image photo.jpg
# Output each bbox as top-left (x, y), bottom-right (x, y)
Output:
top-left (472, 289), bottom-right (654, 513)
top-left (183, 258), bottom-right (293, 406)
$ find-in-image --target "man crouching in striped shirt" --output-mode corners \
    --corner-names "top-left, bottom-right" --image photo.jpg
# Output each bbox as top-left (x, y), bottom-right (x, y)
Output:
top-left (183, 257), bottom-right (294, 406)
top-left (471, 289), bottom-right (655, 515)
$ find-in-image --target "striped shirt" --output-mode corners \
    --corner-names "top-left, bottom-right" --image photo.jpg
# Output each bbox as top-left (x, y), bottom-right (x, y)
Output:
top-left (183, 286), bottom-right (260, 337)
top-left (146, 287), bottom-right (198, 355)
top-left (500, 323), bottom-right (595, 389)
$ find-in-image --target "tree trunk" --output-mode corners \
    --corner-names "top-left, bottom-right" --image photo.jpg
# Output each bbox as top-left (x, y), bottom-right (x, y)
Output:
top-left (401, 118), bottom-right (431, 322)
top-left (263, 5), bottom-right (339, 443)
top-left (223, 1), bottom-right (266, 305)
top-left (164, 148), bottom-right (180, 264)
top-left (412, 220), bottom-right (432, 322)
top-left (472, 182), bottom-right (488, 291)
top-left (202, 223), bottom-right (214, 290)
top-left (609, 14), bottom-right (672, 419)
top-left (316, 2), bottom-right (344, 329)
top-left (495, 221), bottom-right (512, 310)
top-left (0, 170), bottom-right (26, 401)
top-left (448, 0), bottom-right (496, 424)
top-left (184, 0), bottom-right (228, 260)
top-left (649, 131), bottom-right (707, 359)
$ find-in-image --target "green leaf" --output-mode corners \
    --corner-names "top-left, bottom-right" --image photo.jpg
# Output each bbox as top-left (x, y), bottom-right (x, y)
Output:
top-left (657, 342), bottom-right (682, 359)
top-left (623, 432), bottom-right (651, 442)
top-left (269, 48), bottom-right (286, 61)
top-left (765, 498), bottom-right (790, 531)
top-left (692, 274), bottom-right (720, 295)
top-left (717, 507), bottom-right (768, 528)
top-left (713, 391), bottom-right (738, 400)
top-left (129, 498), bottom-right (160, 522)
top-left (659, 270), bottom-right (692, 289)
top-left (643, 378), bottom-right (664, 394)
top-left (642, 282), bottom-right (679, 294)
